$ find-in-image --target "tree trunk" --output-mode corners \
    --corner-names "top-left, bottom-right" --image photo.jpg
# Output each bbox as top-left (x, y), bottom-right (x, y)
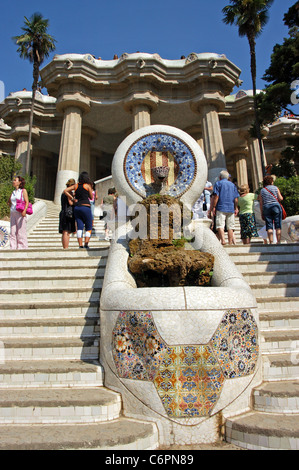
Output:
top-left (248, 33), bottom-right (266, 178)
top-left (26, 57), bottom-right (39, 175)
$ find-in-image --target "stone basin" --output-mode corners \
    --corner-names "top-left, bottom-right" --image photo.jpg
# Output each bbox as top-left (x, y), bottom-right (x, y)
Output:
top-left (100, 124), bottom-right (261, 445)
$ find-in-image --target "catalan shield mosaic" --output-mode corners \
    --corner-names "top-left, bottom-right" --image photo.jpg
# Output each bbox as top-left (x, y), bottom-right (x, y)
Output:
top-left (112, 309), bottom-right (259, 418)
top-left (123, 132), bottom-right (197, 198)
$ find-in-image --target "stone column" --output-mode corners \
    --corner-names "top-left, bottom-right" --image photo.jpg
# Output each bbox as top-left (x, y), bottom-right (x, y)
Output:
top-left (15, 136), bottom-right (30, 173)
top-left (31, 154), bottom-right (48, 198)
top-left (191, 93), bottom-right (226, 183)
top-left (227, 148), bottom-right (249, 187)
top-left (54, 94), bottom-right (90, 204)
top-left (123, 94), bottom-right (158, 132)
top-left (80, 127), bottom-right (97, 176)
top-left (132, 104), bottom-right (151, 131)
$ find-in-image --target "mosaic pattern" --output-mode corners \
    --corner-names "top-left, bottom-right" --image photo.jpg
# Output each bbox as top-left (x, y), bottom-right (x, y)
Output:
top-left (210, 309), bottom-right (259, 378)
top-left (154, 346), bottom-right (225, 417)
top-left (0, 226), bottom-right (9, 248)
top-left (112, 309), bottom-right (259, 418)
top-left (288, 220), bottom-right (299, 242)
top-left (113, 311), bottom-right (167, 380)
top-left (124, 133), bottom-right (197, 199)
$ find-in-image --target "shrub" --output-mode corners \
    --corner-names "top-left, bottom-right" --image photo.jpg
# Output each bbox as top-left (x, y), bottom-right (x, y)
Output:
top-left (275, 176), bottom-right (299, 218)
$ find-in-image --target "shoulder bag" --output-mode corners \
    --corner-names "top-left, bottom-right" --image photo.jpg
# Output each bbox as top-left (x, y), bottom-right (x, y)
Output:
top-left (265, 187), bottom-right (287, 220)
top-left (16, 189), bottom-right (33, 215)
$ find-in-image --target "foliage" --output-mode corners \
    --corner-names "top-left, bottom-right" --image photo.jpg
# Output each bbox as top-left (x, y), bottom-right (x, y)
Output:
top-left (12, 12), bottom-right (56, 173)
top-left (257, 2), bottom-right (299, 126)
top-left (222, 0), bottom-right (274, 174)
top-left (275, 176), bottom-right (299, 217)
top-left (0, 154), bottom-right (36, 219)
top-left (271, 136), bottom-right (299, 178)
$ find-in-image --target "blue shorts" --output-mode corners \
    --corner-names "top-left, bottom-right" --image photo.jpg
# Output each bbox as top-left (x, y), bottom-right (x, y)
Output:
top-left (263, 204), bottom-right (282, 231)
top-left (74, 205), bottom-right (93, 232)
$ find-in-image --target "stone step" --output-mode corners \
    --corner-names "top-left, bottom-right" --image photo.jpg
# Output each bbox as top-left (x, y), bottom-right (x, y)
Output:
top-left (0, 317), bottom-right (100, 337)
top-left (0, 247), bottom-right (109, 261)
top-left (1, 336), bottom-right (99, 361)
top-left (261, 329), bottom-right (299, 353)
top-left (259, 310), bottom-right (299, 330)
top-left (235, 260), bottom-right (299, 273)
top-left (225, 411), bottom-right (299, 450)
top-left (224, 243), bottom-right (299, 254)
top-left (0, 265), bottom-right (106, 278)
top-left (0, 360), bottom-right (103, 389)
top-left (257, 297), bottom-right (299, 313)
top-left (0, 387), bottom-right (121, 424)
top-left (0, 418), bottom-right (159, 450)
top-left (243, 271), bottom-right (299, 284)
top-left (250, 283), bottom-right (299, 298)
top-left (253, 381), bottom-right (299, 414)
top-left (262, 353), bottom-right (299, 381)
top-left (0, 300), bottom-right (99, 319)
top-left (230, 252), bottom-right (299, 263)
top-left (0, 286), bottom-right (102, 302)
top-left (0, 275), bottom-right (103, 289)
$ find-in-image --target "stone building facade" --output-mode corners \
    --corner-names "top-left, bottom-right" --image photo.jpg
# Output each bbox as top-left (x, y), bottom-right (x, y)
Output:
top-left (0, 52), bottom-right (298, 203)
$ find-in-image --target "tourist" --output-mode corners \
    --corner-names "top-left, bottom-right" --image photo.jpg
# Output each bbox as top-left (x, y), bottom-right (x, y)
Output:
top-left (192, 192), bottom-right (205, 219)
top-left (209, 170), bottom-right (239, 245)
top-left (8, 175), bottom-right (29, 249)
top-left (59, 178), bottom-right (76, 249)
top-left (89, 182), bottom-right (98, 225)
top-left (64, 171), bottom-right (94, 249)
top-left (100, 187), bottom-right (117, 241)
top-left (238, 184), bottom-right (259, 245)
top-left (259, 175), bottom-right (284, 244)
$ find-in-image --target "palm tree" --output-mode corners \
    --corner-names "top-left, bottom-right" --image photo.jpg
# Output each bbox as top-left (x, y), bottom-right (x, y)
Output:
top-left (222, 0), bottom-right (274, 177)
top-left (13, 13), bottom-right (56, 174)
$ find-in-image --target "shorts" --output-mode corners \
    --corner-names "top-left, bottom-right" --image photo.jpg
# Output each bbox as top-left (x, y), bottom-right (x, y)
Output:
top-left (263, 204), bottom-right (282, 231)
top-left (216, 211), bottom-right (235, 230)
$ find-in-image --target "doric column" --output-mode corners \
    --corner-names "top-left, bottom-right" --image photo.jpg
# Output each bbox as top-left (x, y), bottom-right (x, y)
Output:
top-left (191, 93), bottom-right (226, 183)
top-left (227, 147), bottom-right (249, 187)
top-left (32, 154), bottom-right (48, 198)
top-left (15, 136), bottom-right (30, 174)
top-left (123, 93), bottom-right (158, 131)
top-left (248, 137), bottom-right (264, 191)
top-left (54, 93), bottom-right (90, 204)
top-left (80, 127), bottom-right (97, 176)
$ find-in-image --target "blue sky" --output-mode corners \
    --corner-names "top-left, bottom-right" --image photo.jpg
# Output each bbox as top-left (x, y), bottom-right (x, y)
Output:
top-left (0, 0), bottom-right (296, 98)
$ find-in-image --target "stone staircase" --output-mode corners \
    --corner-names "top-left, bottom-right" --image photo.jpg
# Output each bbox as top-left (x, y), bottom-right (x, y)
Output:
top-left (224, 242), bottom-right (299, 450)
top-left (1, 204), bottom-right (299, 450)
top-left (0, 202), bottom-right (159, 450)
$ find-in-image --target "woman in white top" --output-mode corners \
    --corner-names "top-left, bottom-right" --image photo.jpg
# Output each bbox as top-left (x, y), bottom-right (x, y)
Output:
top-left (8, 176), bottom-right (29, 249)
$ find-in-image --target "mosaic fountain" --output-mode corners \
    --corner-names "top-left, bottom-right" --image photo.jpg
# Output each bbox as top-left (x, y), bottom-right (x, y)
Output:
top-left (100, 125), bottom-right (261, 446)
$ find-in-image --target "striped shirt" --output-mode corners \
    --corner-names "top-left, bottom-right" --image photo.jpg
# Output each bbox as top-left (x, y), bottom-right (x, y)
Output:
top-left (261, 185), bottom-right (280, 206)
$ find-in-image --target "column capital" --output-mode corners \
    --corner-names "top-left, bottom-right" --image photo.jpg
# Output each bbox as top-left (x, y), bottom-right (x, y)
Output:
top-left (123, 92), bottom-right (159, 114)
top-left (226, 146), bottom-right (248, 159)
top-left (56, 92), bottom-right (91, 114)
top-left (190, 92), bottom-right (226, 114)
top-left (10, 125), bottom-right (40, 141)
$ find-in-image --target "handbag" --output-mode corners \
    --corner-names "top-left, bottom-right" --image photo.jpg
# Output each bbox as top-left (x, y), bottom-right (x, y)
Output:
top-left (265, 187), bottom-right (287, 220)
top-left (16, 189), bottom-right (33, 215)
top-left (64, 205), bottom-right (73, 219)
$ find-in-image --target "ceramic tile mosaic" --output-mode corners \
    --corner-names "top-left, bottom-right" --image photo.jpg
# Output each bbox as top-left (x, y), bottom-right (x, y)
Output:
top-left (112, 311), bottom-right (167, 381)
top-left (153, 345), bottom-right (225, 418)
top-left (123, 132), bottom-right (197, 199)
top-left (210, 309), bottom-right (259, 378)
top-left (112, 309), bottom-right (259, 418)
